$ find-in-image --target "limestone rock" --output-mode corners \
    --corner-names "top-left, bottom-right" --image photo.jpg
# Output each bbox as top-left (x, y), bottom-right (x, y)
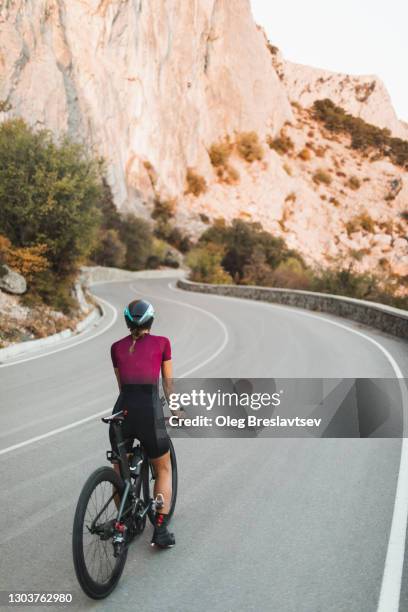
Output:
top-left (0, 265), bottom-right (27, 294)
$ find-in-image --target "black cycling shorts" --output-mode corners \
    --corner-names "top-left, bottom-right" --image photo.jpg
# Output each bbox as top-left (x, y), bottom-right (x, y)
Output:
top-left (109, 383), bottom-right (170, 459)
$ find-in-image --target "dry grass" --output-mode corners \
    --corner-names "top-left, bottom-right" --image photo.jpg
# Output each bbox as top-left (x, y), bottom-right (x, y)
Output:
top-left (329, 197), bottom-right (341, 207)
top-left (285, 192), bottom-right (296, 203)
top-left (315, 146), bottom-right (326, 158)
top-left (0, 306), bottom-right (75, 348)
top-left (350, 248), bottom-right (371, 261)
top-left (209, 139), bottom-right (232, 168)
top-left (346, 213), bottom-right (376, 236)
top-left (215, 164), bottom-right (240, 184)
top-left (209, 138), bottom-right (240, 185)
top-left (235, 132), bottom-right (264, 163)
top-left (347, 176), bottom-right (361, 190)
top-left (267, 133), bottom-right (294, 156)
top-left (185, 168), bottom-right (207, 196)
top-left (298, 148), bottom-right (312, 161)
top-left (313, 169), bottom-right (332, 186)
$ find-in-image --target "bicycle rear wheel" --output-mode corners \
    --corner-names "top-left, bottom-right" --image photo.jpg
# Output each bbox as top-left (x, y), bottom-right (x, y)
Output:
top-left (143, 438), bottom-right (177, 525)
top-left (72, 466), bottom-right (128, 599)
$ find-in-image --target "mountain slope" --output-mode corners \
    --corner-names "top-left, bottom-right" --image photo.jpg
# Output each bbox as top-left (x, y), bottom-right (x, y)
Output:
top-left (0, 0), bottom-right (406, 279)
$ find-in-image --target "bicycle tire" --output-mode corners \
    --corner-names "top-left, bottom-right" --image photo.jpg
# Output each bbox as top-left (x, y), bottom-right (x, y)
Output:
top-left (143, 438), bottom-right (178, 525)
top-left (72, 466), bottom-right (128, 599)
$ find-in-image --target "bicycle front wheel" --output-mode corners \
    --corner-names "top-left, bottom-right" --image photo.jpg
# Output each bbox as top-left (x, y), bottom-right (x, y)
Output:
top-left (72, 466), bottom-right (128, 599)
top-left (143, 438), bottom-right (178, 525)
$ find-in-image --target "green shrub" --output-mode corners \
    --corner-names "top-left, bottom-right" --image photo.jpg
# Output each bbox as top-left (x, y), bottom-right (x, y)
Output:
top-left (152, 197), bottom-right (176, 222)
top-left (189, 217), bottom-right (406, 309)
top-left (0, 119), bottom-right (102, 276)
top-left (310, 265), bottom-right (407, 308)
top-left (22, 269), bottom-right (78, 314)
top-left (90, 181), bottom-right (156, 271)
top-left (91, 229), bottom-right (126, 268)
top-left (199, 218), bottom-right (302, 282)
top-left (94, 178), bottom-right (122, 232)
top-left (270, 257), bottom-right (312, 289)
top-left (119, 214), bottom-right (153, 270)
top-left (243, 256), bottom-right (310, 289)
top-left (166, 226), bottom-right (191, 253)
top-left (235, 132), bottom-right (264, 163)
top-left (313, 99), bottom-right (408, 168)
top-left (241, 248), bottom-right (275, 286)
top-left (146, 237), bottom-right (181, 269)
top-left (0, 119), bottom-right (102, 311)
top-left (186, 244), bottom-right (232, 284)
top-left (311, 267), bottom-right (375, 300)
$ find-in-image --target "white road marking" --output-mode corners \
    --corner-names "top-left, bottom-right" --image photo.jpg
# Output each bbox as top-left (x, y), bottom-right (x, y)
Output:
top-left (0, 285), bottom-right (229, 456)
top-left (0, 408), bottom-right (112, 456)
top-left (169, 282), bottom-right (408, 612)
top-left (2, 278), bottom-right (407, 611)
top-left (129, 283), bottom-right (229, 377)
top-left (0, 296), bottom-right (117, 368)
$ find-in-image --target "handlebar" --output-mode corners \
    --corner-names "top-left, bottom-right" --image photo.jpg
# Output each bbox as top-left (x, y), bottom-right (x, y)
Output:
top-left (101, 410), bottom-right (127, 424)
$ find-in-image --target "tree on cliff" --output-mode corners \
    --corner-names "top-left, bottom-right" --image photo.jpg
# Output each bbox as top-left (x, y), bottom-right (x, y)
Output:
top-left (0, 119), bottom-right (102, 278)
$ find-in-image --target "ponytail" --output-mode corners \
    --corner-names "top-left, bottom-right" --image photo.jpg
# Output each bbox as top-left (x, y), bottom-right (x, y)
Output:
top-left (129, 328), bottom-right (145, 353)
top-left (127, 316), bottom-right (154, 353)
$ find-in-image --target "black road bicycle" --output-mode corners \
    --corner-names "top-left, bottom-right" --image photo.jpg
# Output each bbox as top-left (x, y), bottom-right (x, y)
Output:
top-left (72, 409), bottom-right (177, 599)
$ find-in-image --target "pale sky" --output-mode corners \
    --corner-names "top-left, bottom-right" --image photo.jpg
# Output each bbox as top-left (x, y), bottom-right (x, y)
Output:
top-left (251, 0), bottom-right (408, 121)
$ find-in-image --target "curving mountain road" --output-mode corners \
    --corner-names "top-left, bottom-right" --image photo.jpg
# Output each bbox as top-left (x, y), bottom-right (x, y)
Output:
top-left (1, 276), bottom-right (408, 612)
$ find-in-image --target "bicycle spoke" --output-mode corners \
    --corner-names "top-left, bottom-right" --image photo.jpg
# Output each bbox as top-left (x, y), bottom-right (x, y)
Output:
top-left (80, 478), bottom-right (125, 584)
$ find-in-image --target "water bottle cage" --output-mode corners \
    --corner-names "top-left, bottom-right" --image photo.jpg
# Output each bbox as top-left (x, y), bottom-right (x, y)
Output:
top-left (129, 458), bottom-right (142, 476)
top-left (129, 447), bottom-right (143, 476)
top-left (106, 450), bottom-right (120, 463)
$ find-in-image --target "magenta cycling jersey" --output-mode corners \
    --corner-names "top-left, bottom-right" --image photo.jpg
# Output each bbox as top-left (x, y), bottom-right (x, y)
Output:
top-left (110, 333), bottom-right (171, 384)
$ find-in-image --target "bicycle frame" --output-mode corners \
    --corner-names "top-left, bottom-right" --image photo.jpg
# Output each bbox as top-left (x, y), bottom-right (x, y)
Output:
top-left (111, 419), bottom-right (133, 523)
top-left (106, 419), bottom-right (155, 528)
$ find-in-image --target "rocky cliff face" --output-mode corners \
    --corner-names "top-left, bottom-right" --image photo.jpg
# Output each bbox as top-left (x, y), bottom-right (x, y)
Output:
top-left (0, 0), bottom-right (407, 278)
top-left (0, 0), bottom-right (291, 210)
top-left (270, 48), bottom-right (408, 140)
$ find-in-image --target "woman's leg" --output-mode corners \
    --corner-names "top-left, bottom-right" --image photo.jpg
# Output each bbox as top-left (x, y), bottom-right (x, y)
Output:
top-left (150, 450), bottom-right (172, 514)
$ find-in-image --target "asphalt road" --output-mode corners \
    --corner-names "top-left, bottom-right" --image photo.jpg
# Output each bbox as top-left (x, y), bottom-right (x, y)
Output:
top-left (1, 276), bottom-right (408, 612)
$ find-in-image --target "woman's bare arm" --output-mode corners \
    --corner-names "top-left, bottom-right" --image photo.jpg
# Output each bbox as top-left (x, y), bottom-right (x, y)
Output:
top-left (162, 360), bottom-right (185, 419)
top-left (114, 367), bottom-right (121, 392)
top-left (161, 359), bottom-right (173, 403)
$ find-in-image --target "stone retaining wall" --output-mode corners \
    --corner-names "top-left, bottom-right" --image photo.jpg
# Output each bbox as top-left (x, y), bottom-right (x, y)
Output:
top-left (177, 279), bottom-right (408, 339)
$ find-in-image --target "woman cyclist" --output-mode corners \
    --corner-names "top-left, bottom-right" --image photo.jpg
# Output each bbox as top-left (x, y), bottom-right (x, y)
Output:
top-left (110, 298), bottom-right (175, 548)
